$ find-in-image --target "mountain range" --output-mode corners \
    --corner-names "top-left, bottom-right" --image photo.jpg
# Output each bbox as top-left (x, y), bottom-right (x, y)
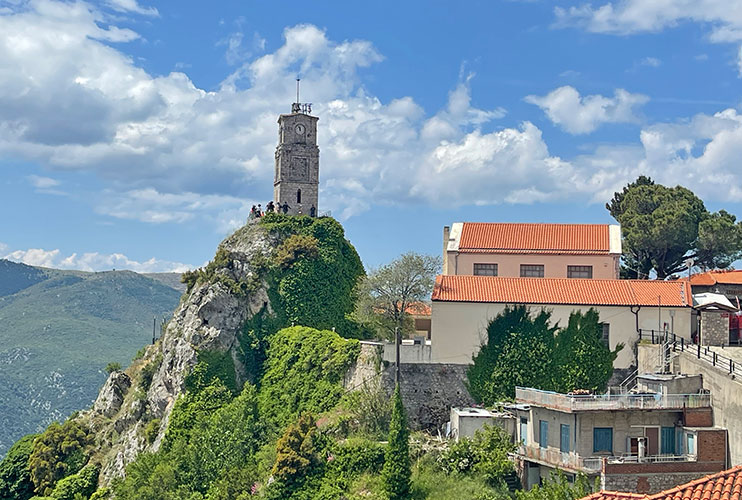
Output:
top-left (0, 259), bottom-right (182, 457)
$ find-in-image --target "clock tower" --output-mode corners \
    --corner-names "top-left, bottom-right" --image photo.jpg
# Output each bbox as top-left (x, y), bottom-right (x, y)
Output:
top-left (273, 99), bottom-right (319, 216)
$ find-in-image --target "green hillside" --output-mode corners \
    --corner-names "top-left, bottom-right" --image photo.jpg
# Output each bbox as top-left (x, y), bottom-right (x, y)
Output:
top-left (0, 261), bottom-right (182, 457)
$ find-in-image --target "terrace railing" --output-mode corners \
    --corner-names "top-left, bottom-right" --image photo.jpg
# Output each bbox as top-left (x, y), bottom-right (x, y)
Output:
top-left (515, 387), bottom-right (711, 411)
top-left (640, 329), bottom-right (742, 379)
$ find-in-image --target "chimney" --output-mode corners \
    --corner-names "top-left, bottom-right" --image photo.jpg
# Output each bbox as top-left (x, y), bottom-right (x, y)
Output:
top-left (443, 225), bottom-right (450, 275)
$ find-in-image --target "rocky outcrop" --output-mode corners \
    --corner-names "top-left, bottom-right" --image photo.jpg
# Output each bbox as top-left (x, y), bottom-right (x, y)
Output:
top-left (93, 371), bottom-right (131, 418)
top-left (87, 220), bottom-right (279, 483)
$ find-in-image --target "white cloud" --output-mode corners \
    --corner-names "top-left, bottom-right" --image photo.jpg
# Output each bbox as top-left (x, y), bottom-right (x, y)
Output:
top-left (27, 175), bottom-right (60, 189)
top-left (4, 247), bottom-right (191, 272)
top-left (2, 0), bottom-right (742, 226)
top-left (641, 56), bottom-right (661, 67)
top-left (525, 86), bottom-right (648, 134)
top-left (106, 0), bottom-right (158, 16)
top-left (555, 1), bottom-right (742, 38)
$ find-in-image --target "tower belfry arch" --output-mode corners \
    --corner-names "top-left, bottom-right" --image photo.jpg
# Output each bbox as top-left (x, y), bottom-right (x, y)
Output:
top-left (274, 79), bottom-right (319, 216)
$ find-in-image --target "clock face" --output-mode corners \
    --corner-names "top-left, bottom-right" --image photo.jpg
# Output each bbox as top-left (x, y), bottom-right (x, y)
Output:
top-left (295, 123), bottom-right (306, 135)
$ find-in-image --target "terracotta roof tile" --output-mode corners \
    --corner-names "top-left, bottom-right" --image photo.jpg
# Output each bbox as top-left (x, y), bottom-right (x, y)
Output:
top-left (432, 275), bottom-right (691, 307)
top-left (579, 466), bottom-right (742, 500)
top-left (458, 222), bottom-right (614, 254)
top-left (690, 270), bottom-right (742, 286)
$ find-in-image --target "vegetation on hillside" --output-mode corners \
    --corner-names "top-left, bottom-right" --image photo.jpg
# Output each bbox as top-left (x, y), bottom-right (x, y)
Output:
top-left (468, 305), bottom-right (622, 403)
top-left (607, 176), bottom-right (742, 278)
top-left (0, 262), bottom-right (181, 457)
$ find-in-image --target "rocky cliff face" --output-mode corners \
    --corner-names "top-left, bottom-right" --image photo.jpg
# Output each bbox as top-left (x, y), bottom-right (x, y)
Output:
top-left (82, 221), bottom-right (278, 483)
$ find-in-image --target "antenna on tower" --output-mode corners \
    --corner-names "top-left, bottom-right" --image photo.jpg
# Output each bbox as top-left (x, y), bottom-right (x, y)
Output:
top-left (296, 78), bottom-right (300, 103)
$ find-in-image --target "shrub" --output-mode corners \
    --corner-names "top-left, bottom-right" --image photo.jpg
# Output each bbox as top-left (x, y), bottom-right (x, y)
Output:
top-left (144, 419), bottom-right (160, 445)
top-left (438, 424), bottom-right (515, 486)
top-left (258, 326), bottom-right (360, 431)
top-left (28, 421), bottom-right (91, 496)
top-left (138, 353), bottom-right (162, 391)
top-left (0, 433), bottom-right (38, 500)
top-left (105, 362), bottom-right (121, 374)
top-left (382, 386), bottom-right (410, 500)
top-left (48, 463), bottom-right (99, 500)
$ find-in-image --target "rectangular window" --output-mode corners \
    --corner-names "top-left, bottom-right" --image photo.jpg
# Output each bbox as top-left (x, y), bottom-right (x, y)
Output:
top-left (686, 433), bottom-right (696, 455)
top-left (599, 323), bottom-right (610, 347)
top-left (567, 265), bottom-right (593, 279)
top-left (539, 420), bottom-right (549, 448)
top-left (593, 427), bottom-right (613, 453)
top-left (473, 263), bottom-right (498, 276)
top-left (560, 424), bottom-right (570, 453)
top-left (520, 418), bottom-right (528, 445)
top-left (661, 427), bottom-right (676, 455)
top-left (521, 264), bottom-right (545, 278)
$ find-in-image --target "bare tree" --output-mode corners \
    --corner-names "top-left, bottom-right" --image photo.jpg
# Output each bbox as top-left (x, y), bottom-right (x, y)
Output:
top-left (354, 252), bottom-right (440, 341)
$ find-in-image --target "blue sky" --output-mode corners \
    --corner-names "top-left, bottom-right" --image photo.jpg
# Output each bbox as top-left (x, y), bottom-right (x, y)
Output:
top-left (1, 0), bottom-right (742, 272)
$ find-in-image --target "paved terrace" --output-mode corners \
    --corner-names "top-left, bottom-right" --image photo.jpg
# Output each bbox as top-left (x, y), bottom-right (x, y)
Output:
top-left (515, 387), bottom-right (712, 412)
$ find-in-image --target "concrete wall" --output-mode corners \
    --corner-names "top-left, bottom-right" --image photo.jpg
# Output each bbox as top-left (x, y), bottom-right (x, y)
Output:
top-left (431, 301), bottom-right (692, 368)
top-left (670, 350), bottom-right (742, 465)
top-left (345, 342), bottom-right (474, 431)
top-left (444, 251), bottom-right (620, 279)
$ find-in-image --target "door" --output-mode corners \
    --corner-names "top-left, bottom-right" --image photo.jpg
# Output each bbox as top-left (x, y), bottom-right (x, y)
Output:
top-left (645, 427), bottom-right (659, 456)
top-left (730, 313), bottom-right (741, 344)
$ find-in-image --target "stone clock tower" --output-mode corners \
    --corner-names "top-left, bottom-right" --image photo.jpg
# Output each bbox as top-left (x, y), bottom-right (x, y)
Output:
top-left (273, 100), bottom-right (319, 216)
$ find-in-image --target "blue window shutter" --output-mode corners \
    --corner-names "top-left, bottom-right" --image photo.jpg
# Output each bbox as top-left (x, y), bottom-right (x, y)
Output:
top-left (593, 427), bottom-right (613, 453)
top-left (661, 427), bottom-right (676, 454)
top-left (539, 420), bottom-right (549, 448)
top-left (560, 424), bottom-right (570, 452)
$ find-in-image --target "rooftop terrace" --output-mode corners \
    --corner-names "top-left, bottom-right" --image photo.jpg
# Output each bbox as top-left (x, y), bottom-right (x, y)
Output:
top-left (515, 387), bottom-right (711, 412)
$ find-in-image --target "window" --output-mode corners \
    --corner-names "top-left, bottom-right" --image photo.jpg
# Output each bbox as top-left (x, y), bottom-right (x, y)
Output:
top-left (474, 263), bottom-right (498, 276)
top-left (686, 433), bottom-right (696, 455)
top-left (661, 427), bottom-right (676, 455)
top-left (521, 264), bottom-right (545, 278)
top-left (539, 420), bottom-right (549, 448)
top-left (560, 424), bottom-right (570, 453)
top-left (520, 418), bottom-right (528, 445)
top-left (599, 323), bottom-right (610, 347)
top-left (593, 427), bottom-right (613, 453)
top-left (296, 189), bottom-right (302, 204)
top-left (567, 265), bottom-right (593, 279)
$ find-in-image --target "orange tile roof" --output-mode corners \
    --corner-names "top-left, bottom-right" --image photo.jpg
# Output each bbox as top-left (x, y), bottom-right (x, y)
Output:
top-left (580, 466), bottom-right (742, 500)
top-left (581, 493), bottom-right (648, 500)
top-left (458, 223), bottom-right (614, 254)
top-left (690, 270), bottom-right (742, 286)
top-left (405, 302), bottom-right (431, 316)
top-left (432, 275), bottom-right (691, 307)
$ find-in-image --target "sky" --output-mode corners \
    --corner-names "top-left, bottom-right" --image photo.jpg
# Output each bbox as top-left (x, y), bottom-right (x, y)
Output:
top-left (1, 0), bottom-right (742, 272)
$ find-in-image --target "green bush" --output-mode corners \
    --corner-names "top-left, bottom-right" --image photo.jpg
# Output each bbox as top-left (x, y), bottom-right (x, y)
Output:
top-left (382, 386), bottom-right (411, 500)
top-left (28, 421), bottom-right (91, 496)
top-left (0, 433), bottom-right (38, 500)
top-left (104, 362), bottom-right (121, 374)
top-left (258, 326), bottom-right (360, 431)
top-left (515, 471), bottom-right (596, 500)
top-left (138, 353), bottom-right (162, 392)
top-left (144, 419), bottom-right (160, 445)
top-left (438, 425), bottom-right (516, 487)
top-left (48, 463), bottom-right (99, 500)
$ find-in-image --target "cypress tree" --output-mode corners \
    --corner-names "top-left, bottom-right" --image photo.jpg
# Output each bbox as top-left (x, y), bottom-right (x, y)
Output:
top-left (382, 385), bottom-right (411, 500)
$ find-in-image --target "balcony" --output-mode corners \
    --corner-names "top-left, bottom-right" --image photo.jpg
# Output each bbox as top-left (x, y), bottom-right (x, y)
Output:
top-left (515, 387), bottom-right (711, 412)
top-left (517, 445), bottom-right (697, 474)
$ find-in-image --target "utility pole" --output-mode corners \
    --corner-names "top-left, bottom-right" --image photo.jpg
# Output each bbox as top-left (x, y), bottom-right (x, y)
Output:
top-left (152, 316), bottom-right (156, 345)
top-left (395, 325), bottom-right (401, 385)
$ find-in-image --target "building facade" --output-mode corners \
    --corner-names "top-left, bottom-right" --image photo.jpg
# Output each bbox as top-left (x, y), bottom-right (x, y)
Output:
top-left (273, 105), bottom-right (319, 216)
top-left (430, 275), bottom-right (693, 369)
top-left (513, 387), bottom-right (726, 494)
top-left (442, 222), bottom-right (622, 279)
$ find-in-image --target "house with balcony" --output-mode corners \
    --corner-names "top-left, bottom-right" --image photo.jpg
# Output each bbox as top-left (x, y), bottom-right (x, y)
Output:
top-left (442, 222), bottom-right (622, 279)
top-left (430, 275), bottom-right (692, 371)
top-left (512, 386), bottom-right (727, 494)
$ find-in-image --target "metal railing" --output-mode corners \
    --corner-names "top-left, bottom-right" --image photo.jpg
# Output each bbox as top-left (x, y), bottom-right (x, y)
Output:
top-left (517, 445), bottom-right (697, 473)
top-left (517, 445), bottom-right (602, 472)
top-left (641, 329), bottom-right (742, 379)
top-left (515, 387), bottom-right (711, 411)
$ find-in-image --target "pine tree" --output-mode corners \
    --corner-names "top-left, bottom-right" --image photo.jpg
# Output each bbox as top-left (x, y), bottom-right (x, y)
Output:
top-left (382, 385), bottom-right (411, 500)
